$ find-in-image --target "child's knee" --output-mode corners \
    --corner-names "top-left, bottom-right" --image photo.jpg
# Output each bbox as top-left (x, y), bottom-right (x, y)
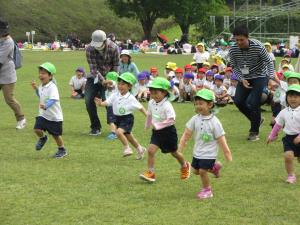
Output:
top-left (199, 169), bottom-right (207, 176)
top-left (193, 168), bottom-right (199, 175)
top-left (284, 151), bottom-right (294, 161)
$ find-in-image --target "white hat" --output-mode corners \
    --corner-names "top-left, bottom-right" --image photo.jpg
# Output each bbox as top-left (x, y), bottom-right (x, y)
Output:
top-left (91, 30), bottom-right (106, 48)
top-left (120, 49), bottom-right (131, 58)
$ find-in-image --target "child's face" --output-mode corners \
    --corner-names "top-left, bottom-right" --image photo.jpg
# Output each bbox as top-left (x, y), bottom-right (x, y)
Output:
top-left (225, 71), bottom-right (232, 78)
top-left (76, 71), bottom-right (83, 78)
top-left (117, 80), bottom-right (131, 95)
top-left (206, 75), bottom-right (214, 81)
top-left (183, 78), bottom-right (190, 84)
top-left (214, 79), bottom-right (223, 87)
top-left (203, 65), bottom-right (209, 70)
top-left (288, 78), bottom-right (300, 86)
top-left (121, 55), bottom-right (129, 63)
top-left (139, 79), bottom-right (145, 85)
top-left (282, 67), bottom-right (289, 73)
top-left (287, 93), bottom-right (300, 109)
top-left (151, 71), bottom-right (158, 77)
top-left (212, 68), bottom-right (218, 74)
top-left (194, 99), bottom-right (213, 115)
top-left (150, 89), bottom-right (167, 103)
top-left (185, 69), bottom-right (192, 73)
top-left (39, 69), bottom-right (52, 85)
top-left (197, 46), bottom-right (204, 52)
top-left (191, 65), bottom-right (197, 72)
top-left (231, 80), bottom-right (238, 87)
top-left (197, 72), bottom-right (205, 79)
top-left (175, 72), bottom-right (182, 79)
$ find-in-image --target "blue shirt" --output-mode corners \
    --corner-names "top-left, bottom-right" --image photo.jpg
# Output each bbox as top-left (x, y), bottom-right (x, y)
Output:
top-left (119, 61), bottom-right (139, 77)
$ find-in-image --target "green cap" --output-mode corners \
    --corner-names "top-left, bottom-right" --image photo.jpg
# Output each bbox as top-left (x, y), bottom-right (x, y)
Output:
top-left (220, 41), bottom-right (228, 46)
top-left (284, 71), bottom-right (300, 80)
top-left (106, 71), bottom-right (118, 82)
top-left (287, 84), bottom-right (300, 93)
top-left (195, 88), bottom-right (215, 101)
top-left (39, 62), bottom-right (56, 75)
top-left (148, 77), bottom-right (171, 90)
top-left (118, 72), bottom-right (137, 85)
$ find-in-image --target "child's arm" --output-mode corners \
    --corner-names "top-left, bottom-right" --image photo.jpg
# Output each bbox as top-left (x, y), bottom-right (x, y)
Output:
top-left (178, 128), bottom-right (193, 153)
top-left (139, 106), bottom-right (147, 117)
top-left (40, 99), bottom-right (57, 110)
top-left (267, 123), bottom-right (282, 144)
top-left (217, 136), bottom-right (232, 162)
top-left (153, 118), bottom-right (175, 130)
top-left (94, 97), bottom-right (108, 107)
top-left (31, 80), bottom-right (40, 98)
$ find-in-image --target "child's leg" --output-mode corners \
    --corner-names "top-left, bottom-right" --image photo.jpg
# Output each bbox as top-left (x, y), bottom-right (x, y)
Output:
top-left (125, 133), bottom-right (140, 148)
top-left (193, 168), bottom-right (199, 175)
top-left (116, 128), bottom-right (129, 147)
top-left (170, 151), bottom-right (187, 167)
top-left (284, 151), bottom-right (295, 176)
top-left (199, 169), bottom-right (210, 188)
top-left (110, 122), bottom-right (116, 133)
top-left (147, 144), bottom-right (159, 171)
top-left (53, 135), bottom-right (64, 148)
top-left (34, 129), bottom-right (44, 138)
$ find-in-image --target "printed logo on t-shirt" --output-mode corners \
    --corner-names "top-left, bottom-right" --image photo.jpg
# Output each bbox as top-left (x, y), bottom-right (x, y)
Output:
top-left (119, 107), bottom-right (126, 115)
top-left (200, 132), bottom-right (213, 143)
top-left (153, 113), bottom-right (161, 121)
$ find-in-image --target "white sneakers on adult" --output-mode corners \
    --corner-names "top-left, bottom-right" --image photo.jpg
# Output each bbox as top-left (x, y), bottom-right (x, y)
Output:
top-left (16, 118), bottom-right (26, 130)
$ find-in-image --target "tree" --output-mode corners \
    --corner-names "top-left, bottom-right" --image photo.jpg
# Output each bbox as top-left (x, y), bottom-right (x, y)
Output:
top-left (172, 0), bottom-right (226, 40)
top-left (107, 0), bottom-right (172, 41)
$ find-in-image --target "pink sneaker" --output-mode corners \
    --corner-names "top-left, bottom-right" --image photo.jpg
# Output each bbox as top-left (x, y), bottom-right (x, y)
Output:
top-left (286, 175), bottom-right (296, 184)
top-left (212, 162), bottom-right (222, 178)
top-left (123, 147), bottom-right (133, 157)
top-left (136, 147), bottom-right (146, 160)
top-left (197, 188), bottom-right (213, 200)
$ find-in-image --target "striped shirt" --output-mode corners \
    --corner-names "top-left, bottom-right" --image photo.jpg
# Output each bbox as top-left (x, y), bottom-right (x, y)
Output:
top-left (229, 39), bottom-right (274, 80)
top-left (86, 40), bottom-right (119, 81)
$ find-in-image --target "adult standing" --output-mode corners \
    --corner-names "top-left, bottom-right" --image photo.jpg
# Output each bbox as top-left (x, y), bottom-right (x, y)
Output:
top-left (0, 18), bottom-right (26, 129)
top-left (229, 25), bottom-right (274, 141)
top-left (193, 42), bottom-right (210, 69)
top-left (85, 30), bottom-right (119, 135)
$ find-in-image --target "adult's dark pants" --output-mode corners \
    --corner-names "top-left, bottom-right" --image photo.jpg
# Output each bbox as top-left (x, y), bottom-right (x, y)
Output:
top-left (234, 77), bottom-right (268, 134)
top-left (85, 78), bottom-right (105, 131)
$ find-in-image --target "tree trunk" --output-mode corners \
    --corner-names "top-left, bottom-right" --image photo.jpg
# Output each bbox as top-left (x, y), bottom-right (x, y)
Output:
top-left (140, 18), bottom-right (155, 41)
top-left (179, 23), bottom-right (190, 38)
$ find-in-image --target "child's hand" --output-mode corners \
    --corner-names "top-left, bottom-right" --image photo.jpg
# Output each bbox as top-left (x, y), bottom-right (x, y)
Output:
top-left (39, 104), bottom-right (46, 110)
top-left (267, 136), bottom-right (275, 145)
top-left (71, 91), bottom-right (77, 97)
top-left (293, 136), bottom-right (300, 145)
top-left (94, 97), bottom-right (102, 106)
top-left (31, 80), bottom-right (37, 89)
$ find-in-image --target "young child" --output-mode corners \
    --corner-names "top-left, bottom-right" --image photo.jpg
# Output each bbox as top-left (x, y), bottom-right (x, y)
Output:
top-left (213, 74), bottom-right (228, 107)
top-left (164, 62), bottom-right (177, 78)
top-left (227, 74), bottom-right (238, 104)
top-left (190, 61), bottom-right (198, 77)
top-left (267, 84), bottom-right (300, 184)
top-left (202, 61), bottom-right (211, 71)
top-left (149, 67), bottom-right (159, 81)
top-left (204, 70), bottom-right (215, 90)
top-left (212, 54), bottom-right (226, 72)
top-left (278, 57), bottom-right (294, 72)
top-left (31, 62), bottom-right (67, 158)
top-left (180, 72), bottom-right (196, 102)
top-left (211, 64), bottom-right (219, 76)
top-left (184, 64), bottom-right (193, 74)
top-left (178, 89), bottom-right (232, 199)
top-left (94, 72), bottom-right (147, 159)
top-left (136, 72), bottom-right (148, 102)
top-left (193, 68), bottom-right (206, 91)
top-left (69, 67), bottom-right (87, 99)
top-left (103, 71), bottom-right (118, 140)
top-left (223, 67), bottom-right (233, 89)
top-left (140, 77), bottom-right (191, 182)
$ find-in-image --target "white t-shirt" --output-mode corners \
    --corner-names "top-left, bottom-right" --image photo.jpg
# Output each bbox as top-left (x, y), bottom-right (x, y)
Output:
top-left (148, 97), bottom-right (175, 128)
top-left (193, 78), bottom-right (206, 88)
top-left (204, 80), bottom-right (214, 90)
top-left (275, 106), bottom-right (300, 135)
top-left (106, 92), bottom-right (142, 116)
top-left (275, 80), bottom-right (288, 106)
top-left (38, 81), bottom-right (63, 121)
top-left (186, 114), bottom-right (225, 159)
top-left (193, 51), bottom-right (210, 63)
top-left (213, 85), bottom-right (227, 95)
top-left (69, 75), bottom-right (87, 90)
top-left (183, 83), bottom-right (195, 93)
top-left (223, 78), bottom-right (231, 87)
top-left (227, 85), bottom-right (236, 97)
top-left (136, 83), bottom-right (148, 92)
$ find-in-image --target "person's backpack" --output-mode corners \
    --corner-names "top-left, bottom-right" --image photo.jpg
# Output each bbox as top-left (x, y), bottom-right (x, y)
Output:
top-left (13, 42), bottom-right (22, 69)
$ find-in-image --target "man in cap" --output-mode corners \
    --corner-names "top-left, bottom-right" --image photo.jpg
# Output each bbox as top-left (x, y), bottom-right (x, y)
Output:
top-left (0, 18), bottom-right (26, 129)
top-left (85, 30), bottom-right (119, 135)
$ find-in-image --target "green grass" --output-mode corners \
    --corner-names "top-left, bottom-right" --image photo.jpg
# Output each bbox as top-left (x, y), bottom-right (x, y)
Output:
top-left (1, 51), bottom-right (300, 225)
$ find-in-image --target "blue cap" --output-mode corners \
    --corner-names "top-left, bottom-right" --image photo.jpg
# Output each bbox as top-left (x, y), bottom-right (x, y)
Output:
top-left (137, 72), bottom-right (147, 81)
top-left (230, 74), bottom-right (238, 81)
top-left (184, 72), bottom-right (194, 80)
top-left (214, 74), bottom-right (224, 80)
top-left (206, 70), bottom-right (214, 76)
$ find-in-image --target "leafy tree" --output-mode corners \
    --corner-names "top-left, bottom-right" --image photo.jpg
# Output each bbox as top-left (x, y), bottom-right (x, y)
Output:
top-left (107, 0), bottom-right (173, 40)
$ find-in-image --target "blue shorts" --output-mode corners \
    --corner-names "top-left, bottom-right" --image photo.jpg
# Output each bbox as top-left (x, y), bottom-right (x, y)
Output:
top-left (282, 135), bottom-right (300, 157)
top-left (191, 158), bottom-right (216, 170)
top-left (115, 114), bottom-right (134, 134)
top-left (106, 106), bottom-right (116, 124)
top-left (34, 116), bottom-right (63, 136)
top-left (150, 125), bottom-right (178, 153)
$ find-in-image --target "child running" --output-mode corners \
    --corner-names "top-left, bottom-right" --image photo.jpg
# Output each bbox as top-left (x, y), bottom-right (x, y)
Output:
top-left (140, 77), bottom-right (191, 182)
top-left (94, 72), bottom-right (147, 159)
top-left (178, 89), bottom-right (232, 199)
top-left (267, 84), bottom-right (300, 184)
top-left (31, 62), bottom-right (67, 158)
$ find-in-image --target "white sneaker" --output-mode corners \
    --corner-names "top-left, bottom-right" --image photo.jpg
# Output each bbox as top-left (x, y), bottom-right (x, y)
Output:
top-left (136, 147), bottom-right (146, 160)
top-left (16, 118), bottom-right (26, 129)
top-left (123, 147), bottom-right (133, 157)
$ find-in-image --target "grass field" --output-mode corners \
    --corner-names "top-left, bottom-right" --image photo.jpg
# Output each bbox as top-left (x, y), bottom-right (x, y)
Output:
top-left (1, 51), bottom-right (300, 225)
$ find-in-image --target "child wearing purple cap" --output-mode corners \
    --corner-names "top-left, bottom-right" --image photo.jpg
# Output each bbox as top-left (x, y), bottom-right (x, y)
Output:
top-left (204, 70), bottom-right (215, 90)
top-left (213, 75), bottom-right (228, 106)
top-left (69, 67), bottom-right (87, 99)
top-left (227, 75), bottom-right (238, 104)
top-left (179, 73), bottom-right (196, 102)
top-left (136, 72), bottom-right (148, 102)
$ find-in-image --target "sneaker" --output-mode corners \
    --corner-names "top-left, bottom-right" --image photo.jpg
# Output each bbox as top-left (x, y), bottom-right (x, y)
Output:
top-left (140, 171), bottom-right (156, 182)
top-left (247, 132), bottom-right (259, 141)
top-left (136, 146), bottom-right (146, 160)
top-left (197, 188), bottom-right (213, 200)
top-left (180, 162), bottom-right (191, 180)
top-left (107, 132), bottom-right (117, 140)
top-left (88, 129), bottom-right (101, 136)
top-left (16, 118), bottom-right (26, 129)
top-left (54, 148), bottom-right (68, 158)
top-left (286, 175), bottom-right (296, 184)
top-left (123, 147), bottom-right (133, 157)
top-left (211, 162), bottom-right (222, 178)
top-left (35, 135), bottom-right (48, 151)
